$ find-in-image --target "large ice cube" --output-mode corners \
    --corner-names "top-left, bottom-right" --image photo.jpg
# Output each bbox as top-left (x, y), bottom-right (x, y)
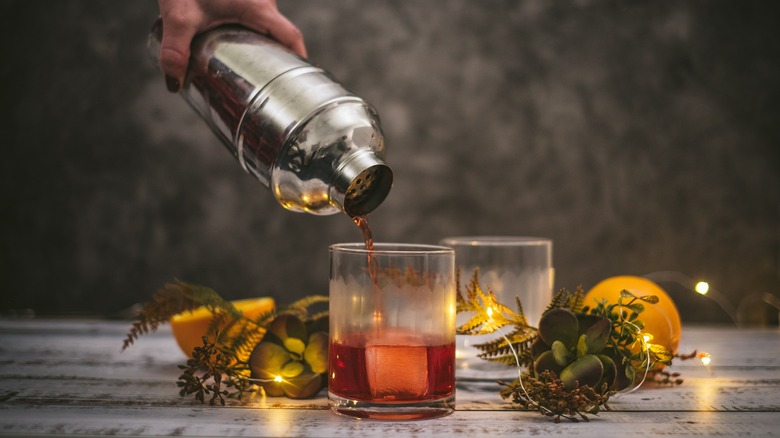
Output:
top-left (365, 344), bottom-right (428, 399)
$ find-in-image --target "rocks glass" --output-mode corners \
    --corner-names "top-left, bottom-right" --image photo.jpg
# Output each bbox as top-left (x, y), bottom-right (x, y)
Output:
top-left (439, 236), bottom-right (553, 379)
top-left (328, 243), bottom-right (456, 420)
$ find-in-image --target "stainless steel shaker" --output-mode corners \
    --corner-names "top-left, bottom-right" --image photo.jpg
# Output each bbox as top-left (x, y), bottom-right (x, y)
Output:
top-left (148, 20), bottom-right (392, 216)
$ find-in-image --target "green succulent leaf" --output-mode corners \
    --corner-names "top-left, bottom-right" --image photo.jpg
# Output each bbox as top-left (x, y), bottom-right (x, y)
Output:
top-left (270, 314), bottom-right (309, 344)
top-left (577, 334), bottom-right (589, 358)
top-left (583, 318), bottom-right (611, 354)
top-left (281, 371), bottom-right (323, 399)
top-left (280, 360), bottom-right (305, 378)
top-left (283, 338), bottom-right (306, 356)
top-left (304, 331), bottom-right (328, 374)
top-left (596, 354), bottom-right (618, 390)
top-left (534, 350), bottom-right (564, 377)
top-left (552, 340), bottom-right (570, 366)
top-left (539, 308), bottom-right (579, 348)
top-left (249, 341), bottom-right (291, 379)
top-left (560, 354), bottom-right (604, 390)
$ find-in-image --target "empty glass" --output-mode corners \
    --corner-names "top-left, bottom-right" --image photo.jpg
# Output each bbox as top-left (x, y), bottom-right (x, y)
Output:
top-left (439, 236), bottom-right (553, 379)
top-left (328, 243), bottom-right (456, 420)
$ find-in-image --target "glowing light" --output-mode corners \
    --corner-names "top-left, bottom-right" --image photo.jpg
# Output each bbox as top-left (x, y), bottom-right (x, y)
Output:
top-left (643, 334), bottom-right (653, 343)
top-left (274, 375), bottom-right (283, 383)
top-left (487, 306), bottom-right (494, 319)
top-left (695, 281), bottom-right (710, 295)
top-left (331, 372), bottom-right (336, 379)
top-left (700, 352), bottom-right (711, 366)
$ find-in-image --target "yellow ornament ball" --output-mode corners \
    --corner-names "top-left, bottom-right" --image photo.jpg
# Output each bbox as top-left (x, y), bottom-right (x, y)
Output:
top-left (585, 275), bottom-right (682, 357)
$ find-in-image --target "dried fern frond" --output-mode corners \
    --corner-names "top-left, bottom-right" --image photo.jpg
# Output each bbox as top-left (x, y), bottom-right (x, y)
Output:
top-left (280, 294), bottom-right (329, 320)
top-left (121, 281), bottom-right (235, 351)
top-left (457, 270), bottom-right (517, 333)
top-left (545, 285), bottom-right (586, 314)
top-left (474, 324), bottom-right (538, 367)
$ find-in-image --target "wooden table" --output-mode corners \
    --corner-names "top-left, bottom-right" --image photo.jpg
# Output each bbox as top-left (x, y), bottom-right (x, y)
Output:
top-left (1, 319), bottom-right (778, 437)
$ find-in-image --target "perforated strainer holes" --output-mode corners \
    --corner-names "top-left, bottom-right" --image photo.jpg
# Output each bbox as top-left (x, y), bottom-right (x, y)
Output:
top-left (346, 167), bottom-right (379, 204)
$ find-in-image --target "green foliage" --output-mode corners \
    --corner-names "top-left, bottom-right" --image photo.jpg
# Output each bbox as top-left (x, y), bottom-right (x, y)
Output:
top-left (583, 288), bottom-right (674, 387)
top-left (457, 270), bottom-right (683, 422)
top-left (122, 281), bottom-right (328, 404)
top-left (176, 334), bottom-right (256, 406)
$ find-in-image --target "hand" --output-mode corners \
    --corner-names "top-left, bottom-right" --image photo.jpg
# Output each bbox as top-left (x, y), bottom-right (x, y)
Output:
top-left (157, 0), bottom-right (307, 92)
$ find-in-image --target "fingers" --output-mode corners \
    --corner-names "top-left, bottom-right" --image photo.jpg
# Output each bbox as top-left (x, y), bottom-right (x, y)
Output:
top-left (158, 11), bottom-right (200, 92)
top-left (240, 5), bottom-right (307, 58)
top-left (155, 0), bottom-right (307, 94)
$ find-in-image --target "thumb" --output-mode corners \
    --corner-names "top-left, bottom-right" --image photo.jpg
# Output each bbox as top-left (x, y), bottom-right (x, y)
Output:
top-left (158, 19), bottom-right (198, 92)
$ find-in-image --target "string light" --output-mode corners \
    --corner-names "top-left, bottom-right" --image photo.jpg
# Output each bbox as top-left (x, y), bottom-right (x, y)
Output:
top-left (699, 352), bottom-right (711, 366)
top-left (244, 375), bottom-right (286, 384)
top-left (643, 271), bottom-right (737, 324)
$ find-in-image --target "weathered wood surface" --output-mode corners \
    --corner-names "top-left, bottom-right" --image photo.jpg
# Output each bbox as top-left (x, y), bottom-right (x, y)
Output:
top-left (0, 319), bottom-right (778, 437)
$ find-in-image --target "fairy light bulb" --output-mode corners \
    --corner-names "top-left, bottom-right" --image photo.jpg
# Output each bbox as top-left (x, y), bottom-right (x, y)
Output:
top-left (700, 352), bottom-right (711, 366)
top-left (487, 306), bottom-right (494, 319)
top-left (274, 375), bottom-right (283, 383)
top-left (695, 281), bottom-right (710, 295)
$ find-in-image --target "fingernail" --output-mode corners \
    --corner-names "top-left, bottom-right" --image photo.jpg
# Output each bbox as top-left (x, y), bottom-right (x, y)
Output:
top-left (165, 75), bottom-right (180, 93)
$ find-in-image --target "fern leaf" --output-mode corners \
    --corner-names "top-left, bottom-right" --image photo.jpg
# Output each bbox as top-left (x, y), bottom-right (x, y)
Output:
top-left (121, 280), bottom-right (235, 351)
top-left (546, 286), bottom-right (586, 314)
top-left (472, 325), bottom-right (538, 368)
top-left (457, 313), bottom-right (492, 335)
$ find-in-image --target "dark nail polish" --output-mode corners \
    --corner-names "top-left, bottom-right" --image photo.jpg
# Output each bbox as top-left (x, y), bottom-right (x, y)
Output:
top-left (165, 75), bottom-right (180, 93)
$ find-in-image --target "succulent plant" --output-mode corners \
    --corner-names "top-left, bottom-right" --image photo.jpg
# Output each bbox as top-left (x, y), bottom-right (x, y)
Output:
top-left (532, 308), bottom-right (617, 391)
top-left (249, 314), bottom-right (328, 398)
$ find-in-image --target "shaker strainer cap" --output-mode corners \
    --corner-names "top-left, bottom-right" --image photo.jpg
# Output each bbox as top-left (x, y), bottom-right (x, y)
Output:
top-left (331, 150), bottom-right (393, 217)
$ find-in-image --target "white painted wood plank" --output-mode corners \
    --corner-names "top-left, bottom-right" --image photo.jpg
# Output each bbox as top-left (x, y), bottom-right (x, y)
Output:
top-left (1, 320), bottom-right (779, 436)
top-left (0, 406), bottom-right (777, 437)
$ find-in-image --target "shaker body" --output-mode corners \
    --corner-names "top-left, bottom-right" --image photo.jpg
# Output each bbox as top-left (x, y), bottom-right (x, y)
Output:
top-left (148, 21), bottom-right (392, 216)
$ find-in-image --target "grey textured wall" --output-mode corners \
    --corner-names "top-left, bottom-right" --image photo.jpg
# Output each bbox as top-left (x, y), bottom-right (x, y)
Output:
top-left (1, 1), bottom-right (779, 324)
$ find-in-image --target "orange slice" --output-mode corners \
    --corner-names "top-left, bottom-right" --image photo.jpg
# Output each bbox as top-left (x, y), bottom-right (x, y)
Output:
top-left (170, 297), bottom-right (275, 359)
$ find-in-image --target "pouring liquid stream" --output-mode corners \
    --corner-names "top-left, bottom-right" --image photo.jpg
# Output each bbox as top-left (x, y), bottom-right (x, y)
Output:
top-left (352, 215), bottom-right (382, 315)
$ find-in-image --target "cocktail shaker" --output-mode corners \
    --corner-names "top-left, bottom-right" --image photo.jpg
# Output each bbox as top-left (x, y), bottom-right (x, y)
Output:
top-left (148, 20), bottom-right (392, 216)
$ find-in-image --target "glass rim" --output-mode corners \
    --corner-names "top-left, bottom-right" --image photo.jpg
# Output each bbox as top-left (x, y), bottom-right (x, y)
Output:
top-left (330, 242), bottom-right (454, 255)
top-left (439, 235), bottom-right (552, 247)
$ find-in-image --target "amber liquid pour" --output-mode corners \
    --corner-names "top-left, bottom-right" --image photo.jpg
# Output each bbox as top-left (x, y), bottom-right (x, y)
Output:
top-left (352, 215), bottom-right (378, 280)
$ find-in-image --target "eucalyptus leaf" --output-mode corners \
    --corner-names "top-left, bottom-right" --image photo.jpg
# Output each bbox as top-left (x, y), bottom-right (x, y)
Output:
top-left (639, 295), bottom-right (660, 304)
top-left (628, 303), bottom-right (645, 313)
